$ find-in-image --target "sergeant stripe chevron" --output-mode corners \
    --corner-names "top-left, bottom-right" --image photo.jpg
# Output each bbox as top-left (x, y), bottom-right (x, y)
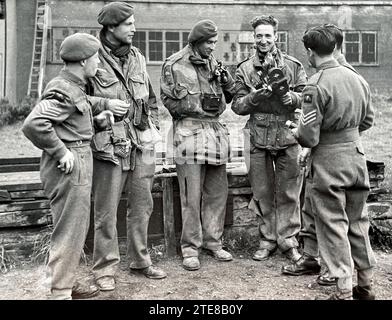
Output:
top-left (37, 100), bottom-right (62, 117)
top-left (300, 110), bottom-right (316, 126)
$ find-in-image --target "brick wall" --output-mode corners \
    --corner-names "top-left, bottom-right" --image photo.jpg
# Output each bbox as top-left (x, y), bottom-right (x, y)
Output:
top-left (37, 1), bottom-right (392, 97)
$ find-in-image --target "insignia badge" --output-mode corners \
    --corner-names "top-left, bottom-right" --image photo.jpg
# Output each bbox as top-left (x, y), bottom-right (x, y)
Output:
top-left (304, 94), bottom-right (313, 103)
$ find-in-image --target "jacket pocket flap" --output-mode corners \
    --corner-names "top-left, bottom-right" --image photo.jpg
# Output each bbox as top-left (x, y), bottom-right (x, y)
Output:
top-left (94, 70), bottom-right (119, 87)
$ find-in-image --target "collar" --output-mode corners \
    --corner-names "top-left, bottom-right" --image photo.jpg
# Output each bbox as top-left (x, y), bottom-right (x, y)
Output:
top-left (335, 54), bottom-right (347, 66)
top-left (316, 58), bottom-right (340, 72)
top-left (60, 69), bottom-right (87, 90)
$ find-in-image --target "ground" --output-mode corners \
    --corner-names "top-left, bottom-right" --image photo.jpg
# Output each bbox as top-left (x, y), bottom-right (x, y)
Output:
top-left (1, 247), bottom-right (392, 301)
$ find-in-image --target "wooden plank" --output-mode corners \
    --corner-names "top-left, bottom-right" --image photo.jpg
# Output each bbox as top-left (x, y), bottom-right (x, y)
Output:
top-left (0, 190), bottom-right (11, 201)
top-left (0, 209), bottom-right (52, 228)
top-left (0, 157), bottom-right (40, 165)
top-left (162, 177), bottom-right (177, 257)
top-left (0, 164), bottom-right (41, 173)
top-left (0, 200), bottom-right (50, 213)
top-left (0, 182), bottom-right (43, 192)
top-left (9, 190), bottom-right (46, 200)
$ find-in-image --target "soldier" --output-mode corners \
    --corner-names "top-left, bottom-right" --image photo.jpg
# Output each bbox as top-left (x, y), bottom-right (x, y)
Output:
top-left (282, 24), bottom-right (360, 287)
top-left (87, 1), bottom-right (166, 291)
top-left (292, 26), bottom-right (376, 300)
top-left (160, 19), bottom-right (236, 271)
top-left (22, 33), bottom-right (111, 300)
top-left (232, 16), bottom-right (307, 262)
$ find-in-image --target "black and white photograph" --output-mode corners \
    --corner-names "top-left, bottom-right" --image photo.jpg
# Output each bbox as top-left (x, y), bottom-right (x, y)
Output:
top-left (0, 0), bottom-right (392, 310)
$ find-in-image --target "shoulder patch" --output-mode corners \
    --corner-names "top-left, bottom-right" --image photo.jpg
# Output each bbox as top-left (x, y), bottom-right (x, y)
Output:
top-left (304, 94), bottom-right (313, 103)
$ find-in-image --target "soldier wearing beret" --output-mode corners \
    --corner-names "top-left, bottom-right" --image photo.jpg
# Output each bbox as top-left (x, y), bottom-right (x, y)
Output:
top-left (292, 26), bottom-right (376, 299)
top-left (22, 33), bottom-right (112, 300)
top-left (232, 16), bottom-right (306, 263)
top-left (160, 19), bottom-right (236, 271)
top-left (87, 2), bottom-right (166, 291)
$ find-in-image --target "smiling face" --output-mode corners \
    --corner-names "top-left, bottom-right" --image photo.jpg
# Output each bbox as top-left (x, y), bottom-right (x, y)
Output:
top-left (254, 23), bottom-right (277, 53)
top-left (108, 15), bottom-right (136, 45)
top-left (195, 35), bottom-right (218, 59)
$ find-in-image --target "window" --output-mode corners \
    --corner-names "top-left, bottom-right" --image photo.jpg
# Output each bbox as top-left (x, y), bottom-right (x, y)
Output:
top-left (344, 31), bottom-right (377, 65)
top-left (276, 32), bottom-right (288, 53)
top-left (49, 28), bottom-right (189, 64)
top-left (49, 27), bottom-right (100, 63)
top-left (129, 31), bottom-right (190, 63)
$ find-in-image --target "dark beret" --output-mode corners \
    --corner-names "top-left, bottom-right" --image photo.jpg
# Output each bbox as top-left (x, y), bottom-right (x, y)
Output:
top-left (188, 19), bottom-right (218, 44)
top-left (97, 2), bottom-right (134, 26)
top-left (60, 33), bottom-right (100, 62)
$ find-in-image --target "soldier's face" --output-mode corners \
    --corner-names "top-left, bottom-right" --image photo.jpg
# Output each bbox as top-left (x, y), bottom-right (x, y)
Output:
top-left (254, 24), bottom-right (277, 53)
top-left (306, 48), bottom-right (316, 68)
top-left (110, 15), bottom-right (136, 45)
top-left (196, 35), bottom-right (218, 59)
top-left (84, 52), bottom-right (100, 78)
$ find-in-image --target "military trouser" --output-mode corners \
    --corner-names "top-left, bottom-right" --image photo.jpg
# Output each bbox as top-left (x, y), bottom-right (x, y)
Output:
top-left (246, 144), bottom-right (302, 252)
top-left (176, 163), bottom-right (228, 258)
top-left (40, 144), bottom-right (92, 299)
top-left (310, 141), bottom-right (376, 290)
top-left (92, 148), bottom-right (155, 279)
top-left (299, 178), bottom-right (319, 258)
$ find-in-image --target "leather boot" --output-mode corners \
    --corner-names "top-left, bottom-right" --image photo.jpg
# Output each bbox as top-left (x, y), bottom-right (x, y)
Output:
top-left (282, 253), bottom-right (321, 275)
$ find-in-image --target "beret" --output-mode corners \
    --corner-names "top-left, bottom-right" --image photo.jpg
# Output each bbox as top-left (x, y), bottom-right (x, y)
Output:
top-left (188, 19), bottom-right (218, 44)
top-left (97, 2), bottom-right (134, 26)
top-left (60, 33), bottom-right (100, 62)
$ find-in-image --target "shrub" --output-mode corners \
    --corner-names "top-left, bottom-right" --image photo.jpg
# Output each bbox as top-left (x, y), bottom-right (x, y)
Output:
top-left (0, 95), bottom-right (37, 126)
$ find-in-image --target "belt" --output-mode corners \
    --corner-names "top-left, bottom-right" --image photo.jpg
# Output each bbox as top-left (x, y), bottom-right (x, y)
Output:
top-left (319, 127), bottom-right (359, 145)
top-left (64, 140), bottom-right (91, 148)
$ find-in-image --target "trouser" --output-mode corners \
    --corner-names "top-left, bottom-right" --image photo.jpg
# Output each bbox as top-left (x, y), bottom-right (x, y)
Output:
top-left (176, 163), bottom-right (228, 258)
top-left (246, 145), bottom-right (302, 252)
top-left (40, 145), bottom-right (92, 299)
top-left (92, 149), bottom-right (155, 279)
top-left (310, 141), bottom-right (376, 291)
top-left (299, 178), bottom-right (319, 258)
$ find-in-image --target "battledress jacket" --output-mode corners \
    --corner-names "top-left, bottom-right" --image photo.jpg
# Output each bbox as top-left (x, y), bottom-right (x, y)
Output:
top-left (160, 45), bottom-right (236, 164)
top-left (22, 69), bottom-right (95, 160)
top-left (232, 52), bottom-right (307, 151)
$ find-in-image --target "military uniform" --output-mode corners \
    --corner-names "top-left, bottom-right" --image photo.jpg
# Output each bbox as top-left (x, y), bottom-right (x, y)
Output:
top-left (296, 58), bottom-right (376, 293)
top-left (22, 70), bottom-right (95, 299)
top-left (88, 40), bottom-right (160, 279)
top-left (299, 55), bottom-right (360, 259)
top-left (232, 51), bottom-right (307, 254)
top-left (161, 43), bottom-right (236, 260)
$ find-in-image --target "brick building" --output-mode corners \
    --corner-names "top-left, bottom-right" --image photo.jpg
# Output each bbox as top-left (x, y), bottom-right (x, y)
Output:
top-left (1, 0), bottom-right (392, 103)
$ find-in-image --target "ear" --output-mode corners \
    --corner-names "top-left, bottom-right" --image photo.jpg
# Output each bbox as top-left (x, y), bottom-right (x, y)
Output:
top-left (274, 32), bottom-right (278, 42)
top-left (107, 25), bottom-right (115, 33)
top-left (79, 59), bottom-right (87, 67)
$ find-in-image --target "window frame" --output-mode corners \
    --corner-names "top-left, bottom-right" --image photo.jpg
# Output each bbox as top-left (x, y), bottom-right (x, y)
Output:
top-left (343, 30), bottom-right (378, 66)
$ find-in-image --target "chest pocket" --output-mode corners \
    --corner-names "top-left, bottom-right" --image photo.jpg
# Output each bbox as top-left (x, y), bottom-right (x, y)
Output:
top-left (93, 70), bottom-right (124, 100)
top-left (128, 73), bottom-right (149, 100)
top-left (254, 113), bottom-right (270, 127)
top-left (74, 99), bottom-right (93, 131)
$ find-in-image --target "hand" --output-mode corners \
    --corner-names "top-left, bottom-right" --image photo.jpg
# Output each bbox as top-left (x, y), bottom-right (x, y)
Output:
top-left (298, 147), bottom-right (311, 167)
top-left (252, 87), bottom-right (273, 103)
top-left (95, 110), bottom-right (114, 129)
top-left (57, 149), bottom-right (74, 174)
top-left (107, 99), bottom-right (130, 117)
top-left (281, 92), bottom-right (293, 106)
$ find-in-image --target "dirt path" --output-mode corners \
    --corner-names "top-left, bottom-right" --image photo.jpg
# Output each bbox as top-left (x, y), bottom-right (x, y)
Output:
top-left (1, 249), bottom-right (392, 301)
